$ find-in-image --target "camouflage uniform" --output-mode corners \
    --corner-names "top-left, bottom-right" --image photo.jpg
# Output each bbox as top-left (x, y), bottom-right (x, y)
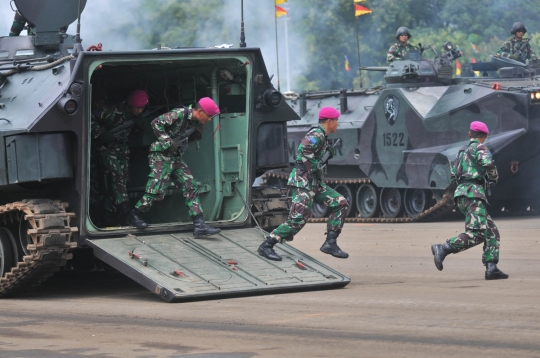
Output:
top-left (92, 103), bottom-right (136, 208)
top-left (135, 105), bottom-right (204, 218)
top-left (268, 125), bottom-right (348, 241)
top-left (496, 37), bottom-right (537, 63)
top-left (9, 11), bottom-right (35, 36)
top-left (387, 42), bottom-right (416, 63)
top-left (447, 139), bottom-right (500, 264)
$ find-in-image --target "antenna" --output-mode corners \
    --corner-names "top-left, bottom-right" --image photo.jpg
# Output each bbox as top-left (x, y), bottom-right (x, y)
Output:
top-left (73, 0), bottom-right (84, 55)
top-left (239, 0), bottom-right (246, 47)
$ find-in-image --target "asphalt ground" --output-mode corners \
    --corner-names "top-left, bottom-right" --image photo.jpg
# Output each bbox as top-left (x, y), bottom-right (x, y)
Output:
top-left (0, 217), bottom-right (539, 358)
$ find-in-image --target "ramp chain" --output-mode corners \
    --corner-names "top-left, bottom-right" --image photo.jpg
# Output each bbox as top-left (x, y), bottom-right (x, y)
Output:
top-left (0, 199), bottom-right (78, 297)
top-left (265, 171), bottom-right (455, 223)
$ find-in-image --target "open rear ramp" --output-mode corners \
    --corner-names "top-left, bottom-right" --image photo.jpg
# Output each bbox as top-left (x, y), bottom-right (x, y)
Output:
top-left (86, 228), bottom-right (350, 302)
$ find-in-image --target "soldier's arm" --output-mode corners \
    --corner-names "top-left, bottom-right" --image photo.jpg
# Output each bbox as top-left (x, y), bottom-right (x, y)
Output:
top-left (476, 144), bottom-right (499, 182)
top-left (496, 41), bottom-right (511, 57)
top-left (299, 132), bottom-right (323, 174)
top-left (387, 45), bottom-right (399, 63)
top-left (528, 44), bottom-right (537, 60)
top-left (151, 108), bottom-right (184, 150)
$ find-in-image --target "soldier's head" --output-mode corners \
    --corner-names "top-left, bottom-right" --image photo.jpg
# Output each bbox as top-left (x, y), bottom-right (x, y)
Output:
top-left (469, 121), bottom-right (489, 143)
top-left (319, 107), bottom-right (340, 134)
top-left (193, 97), bottom-right (220, 125)
top-left (395, 27), bottom-right (412, 43)
top-left (127, 89), bottom-right (149, 116)
top-left (511, 22), bottom-right (527, 39)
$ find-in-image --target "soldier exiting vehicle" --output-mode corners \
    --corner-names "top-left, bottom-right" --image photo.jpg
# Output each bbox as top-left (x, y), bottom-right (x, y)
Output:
top-left (258, 107), bottom-right (349, 261)
top-left (127, 97), bottom-right (221, 237)
top-left (496, 22), bottom-right (537, 64)
top-left (431, 121), bottom-right (508, 280)
top-left (387, 27), bottom-right (417, 63)
top-left (92, 89), bottom-right (149, 226)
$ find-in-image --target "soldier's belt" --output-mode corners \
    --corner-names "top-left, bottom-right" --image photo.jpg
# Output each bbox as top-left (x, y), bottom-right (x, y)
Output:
top-left (457, 178), bottom-right (484, 185)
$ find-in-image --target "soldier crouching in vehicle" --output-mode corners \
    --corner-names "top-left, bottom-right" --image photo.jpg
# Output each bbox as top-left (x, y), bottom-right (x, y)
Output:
top-left (496, 22), bottom-right (537, 64)
top-left (127, 97), bottom-right (221, 237)
top-left (92, 89), bottom-right (149, 226)
top-left (387, 26), bottom-right (417, 63)
top-left (431, 121), bottom-right (509, 280)
top-left (257, 107), bottom-right (349, 261)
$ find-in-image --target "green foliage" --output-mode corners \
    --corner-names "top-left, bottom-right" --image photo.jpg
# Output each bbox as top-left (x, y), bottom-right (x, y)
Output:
top-left (118, 0), bottom-right (540, 91)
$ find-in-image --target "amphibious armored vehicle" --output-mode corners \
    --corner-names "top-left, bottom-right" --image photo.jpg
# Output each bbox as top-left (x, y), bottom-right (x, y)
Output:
top-left (276, 41), bottom-right (540, 222)
top-left (0, 0), bottom-right (349, 301)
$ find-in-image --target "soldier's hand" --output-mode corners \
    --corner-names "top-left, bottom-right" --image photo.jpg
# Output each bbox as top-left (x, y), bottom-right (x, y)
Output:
top-left (314, 169), bottom-right (323, 181)
top-left (509, 54), bottom-right (519, 60)
top-left (327, 146), bottom-right (336, 160)
top-left (167, 142), bottom-right (179, 155)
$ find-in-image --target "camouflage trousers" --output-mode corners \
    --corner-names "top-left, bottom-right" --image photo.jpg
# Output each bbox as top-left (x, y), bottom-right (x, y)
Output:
top-left (447, 196), bottom-right (500, 264)
top-left (135, 152), bottom-right (203, 218)
top-left (269, 183), bottom-right (348, 241)
top-left (99, 145), bottom-right (130, 207)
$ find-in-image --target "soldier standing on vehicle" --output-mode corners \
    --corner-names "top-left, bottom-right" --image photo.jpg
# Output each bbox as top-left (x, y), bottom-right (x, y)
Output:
top-left (127, 97), bottom-right (222, 237)
top-left (257, 107), bottom-right (349, 261)
top-left (9, 10), bottom-right (67, 36)
top-left (431, 121), bottom-right (509, 280)
top-left (496, 22), bottom-right (537, 64)
top-left (387, 27), bottom-right (417, 63)
top-left (93, 89), bottom-right (149, 226)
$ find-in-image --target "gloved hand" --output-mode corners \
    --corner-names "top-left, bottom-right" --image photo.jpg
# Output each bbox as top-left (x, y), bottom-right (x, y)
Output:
top-left (167, 141), bottom-right (179, 155)
top-left (326, 146), bottom-right (336, 160)
top-left (509, 53), bottom-right (519, 60)
top-left (100, 131), bottom-right (115, 144)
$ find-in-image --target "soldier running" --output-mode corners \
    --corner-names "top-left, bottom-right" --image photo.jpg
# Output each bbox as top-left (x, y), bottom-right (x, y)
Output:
top-left (431, 121), bottom-right (509, 280)
top-left (127, 97), bottom-right (221, 237)
top-left (387, 27), bottom-right (417, 63)
top-left (496, 22), bottom-right (537, 64)
top-left (92, 89), bottom-right (148, 226)
top-left (258, 107), bottom-right (349, 261)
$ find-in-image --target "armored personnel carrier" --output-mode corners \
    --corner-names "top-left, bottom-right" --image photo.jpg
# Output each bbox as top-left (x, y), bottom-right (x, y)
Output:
top-left (0, 0), bottom-right (349, 301)
top-left (275, 41), bottom-right (540, 222)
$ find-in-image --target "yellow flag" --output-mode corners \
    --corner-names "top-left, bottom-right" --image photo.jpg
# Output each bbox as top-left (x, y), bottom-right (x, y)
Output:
top-left (276, 0), bottom-right (288, 4)
top-left (354, 0), bottom-right (365, 2)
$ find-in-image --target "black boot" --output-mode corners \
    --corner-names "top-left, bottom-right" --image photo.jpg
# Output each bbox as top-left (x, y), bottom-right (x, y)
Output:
top-left (193, 214), bottom-right (221, 236)
top-left (431, 243), bottom-right (453, 271)
top-left (257, 236), bottom-right (282, 261)
top-left (320, 231), bottom-right (349, 259)
top-left (485, 262), bottom-right (509, 280)
top-left (127, 208), bottom-right (148, 229)
top-left (118, 202), bottom-right (132, 225)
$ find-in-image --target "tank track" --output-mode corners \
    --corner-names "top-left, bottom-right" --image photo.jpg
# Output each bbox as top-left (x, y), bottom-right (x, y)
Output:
top-left (0, 199), bottom-right (77, 297)
top-left (265, 171), bottom-right (455, 224)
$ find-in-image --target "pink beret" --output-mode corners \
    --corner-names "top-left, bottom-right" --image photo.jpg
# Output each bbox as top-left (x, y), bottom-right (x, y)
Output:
top-left (318, 107), bottom-right (340, 120)
top-left (127, 89), bottom-right (148, 108)
top-left (198, 97), bottom-right (220, 117)
top-left (470, 121), bottom-right (489, 134)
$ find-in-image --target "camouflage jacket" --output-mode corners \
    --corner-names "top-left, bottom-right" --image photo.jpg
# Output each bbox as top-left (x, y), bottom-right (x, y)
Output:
top-left (496, 37), bottom-right (537, 63)
top-left (150, 105), bottom-right (199, 153)
top-left (287, 125), bottom-right (329, 190)
top-left (387, 42), bottom-right (416, 63)
top-left (451, 139), bottom-right (498, 201)
top-left (92, 102), bottom-right (136, 150)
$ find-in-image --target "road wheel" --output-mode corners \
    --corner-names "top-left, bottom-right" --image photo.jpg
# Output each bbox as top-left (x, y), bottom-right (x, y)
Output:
top-left (404, 189), bottom-right (427, 218)
top-left (356, 184), bottom-right (378, 218)
top-left (380, 188), bottom-right (403, 218)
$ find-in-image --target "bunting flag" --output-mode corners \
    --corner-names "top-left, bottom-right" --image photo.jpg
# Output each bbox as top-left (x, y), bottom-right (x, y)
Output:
top-left (355, 4), bottom-right (372, 16)
top-left (471, 57), bottom-right (481, 77)
top-left (455, 59), bottom-right (461, 77)
top-left (471, 43), bottom-right (479, 54)
top-left (275, 5), bottom-right (288, 17)
top-left (345, 55), bottom-right (350, 71)
top-left (276, 0), bottom-right (288, 4)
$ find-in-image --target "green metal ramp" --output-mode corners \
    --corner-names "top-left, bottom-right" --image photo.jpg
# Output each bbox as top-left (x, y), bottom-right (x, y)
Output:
top-left (86, 228), bottom-right (350, 302)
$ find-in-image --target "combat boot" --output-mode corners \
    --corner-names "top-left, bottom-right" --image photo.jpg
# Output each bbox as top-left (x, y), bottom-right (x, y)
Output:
top-left (127, 208), bottom-right (148, 229)
top-left (485, 262), bottom-right (509, 280)
top-left (257, 236), bottom-right (282, 261)
top-left (431, 243), bottom-right (453, 271)
top-left (320, 231), bottom-right (349, 258)
top-left (193, 214), bottom-right (221, 236)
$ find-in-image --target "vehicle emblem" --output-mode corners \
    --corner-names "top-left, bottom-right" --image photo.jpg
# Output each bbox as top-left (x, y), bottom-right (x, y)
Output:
top-left (384, 95), bottom-right (399, 125)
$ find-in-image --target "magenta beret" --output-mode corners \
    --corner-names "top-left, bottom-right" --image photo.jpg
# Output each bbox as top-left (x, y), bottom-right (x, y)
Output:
top-left (470, 121), bottom-right (489, 134)
top-left (318, 107), bottom-right (340, 120)
top-left (198, 97), bottom-right (220, 117)
top-left (127, 89), bottom-right (148, 107)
